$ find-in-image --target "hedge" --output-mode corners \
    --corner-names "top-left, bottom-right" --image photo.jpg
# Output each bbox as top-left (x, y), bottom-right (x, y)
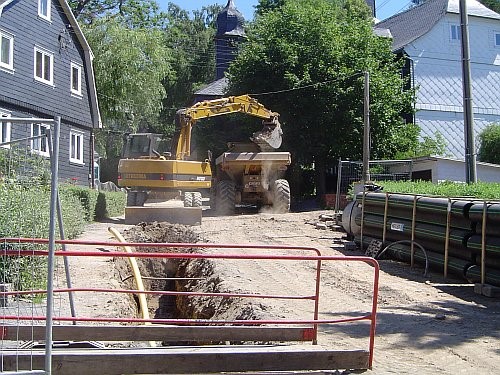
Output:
top-left (1, 183), bottom-right (125, 291)
top-left (376, 180), bottom-right (500, 200)
top-left (59, 185), bottom-right (126, 221)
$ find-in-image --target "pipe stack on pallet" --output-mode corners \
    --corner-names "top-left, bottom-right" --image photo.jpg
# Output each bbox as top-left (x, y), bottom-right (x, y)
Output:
top-left (352, 192), bottom-right (500, 287)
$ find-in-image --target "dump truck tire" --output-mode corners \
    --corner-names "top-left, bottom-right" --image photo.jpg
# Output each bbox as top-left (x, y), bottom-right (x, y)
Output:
top-left (136, 192), bottom-right (148, 206)
top-left (127, 192), bottom-right (137, 207)
top-left (216, 181), bottom-right (236, 215)
top-left (184, 192), bottom-right (193, 207)
top-left (193, 192), bottom-right (203, 207)
top-left (272, 179), bottom-right (290, 213)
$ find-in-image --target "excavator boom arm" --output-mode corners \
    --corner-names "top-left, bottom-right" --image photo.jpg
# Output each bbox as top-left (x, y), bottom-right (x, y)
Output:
top-left (175, 95), bottom-right (281, 160)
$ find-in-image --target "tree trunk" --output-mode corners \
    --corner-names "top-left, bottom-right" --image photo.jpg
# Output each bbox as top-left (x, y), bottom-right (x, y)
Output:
top-left (314, 158), bottom-right (326, 199)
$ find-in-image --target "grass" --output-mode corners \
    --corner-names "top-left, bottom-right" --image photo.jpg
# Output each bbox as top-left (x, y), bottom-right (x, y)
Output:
top-left (375, 180), bottom-right (500, 200)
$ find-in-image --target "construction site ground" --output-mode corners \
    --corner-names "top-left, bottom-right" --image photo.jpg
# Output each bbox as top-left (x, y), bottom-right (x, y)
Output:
top-left (63, 205), bottom-right (499, 375)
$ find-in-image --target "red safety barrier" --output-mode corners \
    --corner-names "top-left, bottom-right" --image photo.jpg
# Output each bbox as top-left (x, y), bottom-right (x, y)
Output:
top-left (1, 237), bottom-right (379, 368)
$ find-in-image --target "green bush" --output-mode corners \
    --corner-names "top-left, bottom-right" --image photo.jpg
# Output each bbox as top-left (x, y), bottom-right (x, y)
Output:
top-left (59, 185), bottom-right (125, 221)
top-left (60, 184), bottom-right (98, 222)
top-left (478, 123), bottom-right (500, 165)
top-left (376, 180), bottom-right (500, 200)
top-left (95, 190), bottom-right (126, 220)
top-left (0, 183), bottom-right (87, 291)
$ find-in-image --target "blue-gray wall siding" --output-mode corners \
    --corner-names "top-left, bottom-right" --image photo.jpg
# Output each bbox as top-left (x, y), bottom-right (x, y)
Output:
top-left (0, 0), bottom-right (93, 128)
top-left (1, 105), bottom-right (92, 185)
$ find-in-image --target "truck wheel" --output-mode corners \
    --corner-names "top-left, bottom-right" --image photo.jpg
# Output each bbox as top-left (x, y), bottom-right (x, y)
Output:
top-left (216, 181), bottom-right (236, 215)
top-left (184, 192), bottom-right (193, 207)
top-left (127, 192), bottom-right (137, 206)
top-left (272, 179), bottom-right (291, 213)
top-left (193, 192), bottom-right (203, 207)
top-left (136, 192), bottom-right (148, 206)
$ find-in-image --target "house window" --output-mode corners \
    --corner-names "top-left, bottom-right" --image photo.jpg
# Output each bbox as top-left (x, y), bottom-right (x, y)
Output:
top-left (450, 24), bottom-right (461, 41)
top-left (0, 31), bottom-right (14, 71)
top-left (34, 47), bottom-right (53, 85)
top-left (71, 62), bottom-right (82, 96)
top-left (38, 0), bottom-right (51, 21)
top-left (495, 32), bottom-right (500, 47)
top-left (31, 123), bottom-right (50, 156)
top-left (69, 130), bottom-right (84, 164)
top-left (0, 111), bottom-right (11, 148)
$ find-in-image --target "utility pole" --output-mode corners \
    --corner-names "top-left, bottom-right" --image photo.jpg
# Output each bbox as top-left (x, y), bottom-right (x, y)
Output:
top-left (460, 0), bottom-right (477, 183)
top-left (362, 71), bottom-right (371, 184)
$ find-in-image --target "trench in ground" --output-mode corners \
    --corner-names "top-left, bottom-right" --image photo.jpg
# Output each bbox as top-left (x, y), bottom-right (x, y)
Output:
top-left (117, 222), bottom-right (269, 345)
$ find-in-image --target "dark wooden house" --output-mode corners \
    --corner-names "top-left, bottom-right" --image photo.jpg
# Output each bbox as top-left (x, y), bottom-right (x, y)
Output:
top-left (0, 0), bottom-right (101, 186)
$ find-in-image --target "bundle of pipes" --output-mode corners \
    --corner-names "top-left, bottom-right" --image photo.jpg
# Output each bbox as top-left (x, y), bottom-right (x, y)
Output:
top-left (344, 192), bottom-right (500, 287)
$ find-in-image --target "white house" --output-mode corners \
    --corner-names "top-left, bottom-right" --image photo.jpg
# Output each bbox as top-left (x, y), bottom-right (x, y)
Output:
top-left (410, 155), bottom-right (500, 182)
top-left (376, 0), bottom-right (500, 159)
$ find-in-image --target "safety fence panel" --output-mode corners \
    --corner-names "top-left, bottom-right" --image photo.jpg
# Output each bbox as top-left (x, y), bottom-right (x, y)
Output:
top-left (1, 238), bottom-right (380, 374)
top-left (1, 117), bottom-right (62, 375)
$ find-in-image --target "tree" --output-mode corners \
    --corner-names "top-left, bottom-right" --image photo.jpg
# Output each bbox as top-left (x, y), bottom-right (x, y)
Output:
top-left (226, 0), bottom-right (416, 196)
top-left (255, 0), bottom-right (286, 15)
top-left (480, 0), bottom-right (500, 13)
top-left (69, 0), bottom-right (167, 26)
top-left (159, 4), bottom-right (220, 130)
top-left (82, 17), bottom-right (173, 182)
top-left (478, 123), bottom-right (500, 164)
top-left (395, 132), bottom-right (447, 159)
top-left (83, 17), bottom-right (173, 131)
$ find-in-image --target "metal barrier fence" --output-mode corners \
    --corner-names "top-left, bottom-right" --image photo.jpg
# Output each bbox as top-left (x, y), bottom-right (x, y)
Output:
top-left (0, 117), bottom-right (65, 375)
top-left (1, 238), bottom-right (380, 374)
top-left (334, 159), bottom-right (413, 211)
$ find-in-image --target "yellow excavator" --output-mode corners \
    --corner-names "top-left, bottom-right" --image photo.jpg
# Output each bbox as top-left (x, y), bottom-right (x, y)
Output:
top-left (117, 95), bottom-right (291, 215)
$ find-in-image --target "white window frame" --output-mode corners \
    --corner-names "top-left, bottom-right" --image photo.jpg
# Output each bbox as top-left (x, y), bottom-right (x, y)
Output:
top-left (495, 32), bottom-right (500, 47)
top-left (0, 110), bottom-right (11, 149)
top-left (31, 123), bottom-right (50, 157)
top-left (34, 46), bottom-right (54, 85)
top-left (450, 24), bottom-right (461, 42)
top-left (70, 62), bottom-right (82, 96)
top-left (0, 30), bottom-right (14, 72)
top-left (38, 0), bottom-right (51, 22)
top-left (69, 130), bottom-right (84, 164)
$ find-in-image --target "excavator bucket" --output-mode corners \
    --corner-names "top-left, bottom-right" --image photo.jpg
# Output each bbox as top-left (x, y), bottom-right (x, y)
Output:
top-left (251, 118), bottom-right (283, 151)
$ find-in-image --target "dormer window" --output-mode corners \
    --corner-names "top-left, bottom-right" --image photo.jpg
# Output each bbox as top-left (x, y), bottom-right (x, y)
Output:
top-left (71, 62), bottom-right (82, 96)
top-left (450, 24), bottom-right (461, 41)
top-left (0, 30), bottom-right (14, 72)
top-left (38, 0), bottom-right (51, 21)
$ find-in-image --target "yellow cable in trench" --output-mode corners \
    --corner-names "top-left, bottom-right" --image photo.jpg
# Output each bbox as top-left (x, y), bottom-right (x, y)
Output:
top-left (108, 227), bottom-right (157, 347)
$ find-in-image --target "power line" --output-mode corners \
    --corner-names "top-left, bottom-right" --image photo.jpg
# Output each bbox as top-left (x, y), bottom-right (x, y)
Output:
top-left (249, 72), bottom-right (364, 97)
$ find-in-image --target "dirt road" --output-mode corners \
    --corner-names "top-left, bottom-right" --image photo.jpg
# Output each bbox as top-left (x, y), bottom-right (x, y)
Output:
top-left (64, 209), bottom-right (499, 374)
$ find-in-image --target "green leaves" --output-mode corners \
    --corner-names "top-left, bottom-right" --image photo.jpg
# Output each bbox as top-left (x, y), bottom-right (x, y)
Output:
top-left (228, 0), bottom-right (415, 167)
top-left (478, 123), bottom-right (500, 164)
top-left (83, 18), bottom-right (173, 130)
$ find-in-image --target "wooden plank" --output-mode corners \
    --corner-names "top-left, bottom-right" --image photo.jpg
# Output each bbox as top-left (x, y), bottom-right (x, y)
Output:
top-left (0, 346), bottom-right (370, 374)
top-left (1, 325), bottom-right (315, 342)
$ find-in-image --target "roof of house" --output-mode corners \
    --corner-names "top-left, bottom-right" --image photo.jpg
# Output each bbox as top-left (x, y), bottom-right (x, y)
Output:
top-left (194, 77), bottom-right (228, 97)
top-left (375, 0), bottom-right (500, 52)
top-left (0, 0), bottom-right (101, 128)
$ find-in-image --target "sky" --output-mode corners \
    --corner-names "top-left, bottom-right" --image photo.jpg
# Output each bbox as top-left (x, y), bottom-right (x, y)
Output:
top-left (157, 0), bottom-right (415, 21)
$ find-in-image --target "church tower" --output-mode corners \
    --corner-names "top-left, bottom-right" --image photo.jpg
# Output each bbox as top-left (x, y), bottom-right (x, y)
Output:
top-left (215, 0), bottom-right (246, 80)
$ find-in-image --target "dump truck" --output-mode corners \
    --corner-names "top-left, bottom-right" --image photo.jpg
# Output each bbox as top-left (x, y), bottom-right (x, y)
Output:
top-left (117, 95), bottom-right (291, 215)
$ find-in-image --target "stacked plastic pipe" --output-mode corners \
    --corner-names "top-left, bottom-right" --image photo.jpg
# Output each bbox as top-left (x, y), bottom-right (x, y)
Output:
top-left (350, 192), bottom-right (500, 287)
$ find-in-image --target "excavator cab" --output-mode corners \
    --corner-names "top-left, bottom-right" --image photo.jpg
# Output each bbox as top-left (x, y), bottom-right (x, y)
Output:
top-left (122, 133), bottom-right (171, 159)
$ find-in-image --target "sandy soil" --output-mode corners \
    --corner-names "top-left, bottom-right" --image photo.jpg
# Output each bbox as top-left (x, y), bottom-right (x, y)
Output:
top-left (59, 208), bottom-right (499, 374)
